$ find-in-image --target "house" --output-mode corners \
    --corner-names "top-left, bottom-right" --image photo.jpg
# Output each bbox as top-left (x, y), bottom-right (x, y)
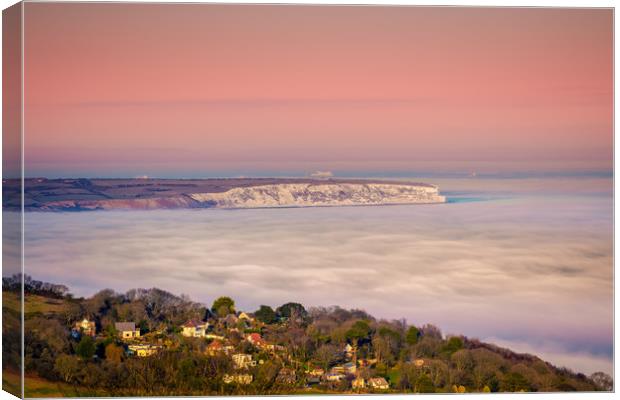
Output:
top-left (207, 340), bottom-right (223, 355)
top-left (265, 344), bottom-right (285, 352)
top-left (74, 318), bottom-right (96, 337)
top-left (306, 376), bottom-right (321, 386)
top-left (344, 343), bottom-right (355, 357)
top-left (325, 372), bottom-right (346, 382)
top-left (343, 362), bottom-right (356, 374)
top-left (181, 320), bottom-right (209, 338)
top-left (414, 359), bottom-right (425, 367)
top-left (246, 333), bottom-right (266, 348)
top-left (115, 322), bottom-right (140, 339)
top-left (331, 365), bottom-right (345, 374)
top-left (223, 374), bottom-right (253, 385)
top-left (232, 353), bottom-right (257, 369)
top-left (128, 344), bottom-right (162, 357)
top-left (307, 368), bottom-right (324, 377)
top-left (368, 377), bottom-right (390, 390)
top-left (206, 340), bottom-right (234, 356)
top-left (275, 368), bottom-right (296, 385)
top-left (237, 312), bottom-right (254, 323)
top-left (358, 358), bottom-right (378, 368)
top-left (352, 377), bottom-right (365, 389)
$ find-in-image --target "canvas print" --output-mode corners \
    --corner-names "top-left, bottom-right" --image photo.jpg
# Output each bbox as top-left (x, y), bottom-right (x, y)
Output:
top-left (2, 2), bottom-right (614, 397)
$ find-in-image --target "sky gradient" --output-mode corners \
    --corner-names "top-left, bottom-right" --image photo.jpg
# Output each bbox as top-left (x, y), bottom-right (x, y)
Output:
top-left (23, 4), bottom-right (612, 178)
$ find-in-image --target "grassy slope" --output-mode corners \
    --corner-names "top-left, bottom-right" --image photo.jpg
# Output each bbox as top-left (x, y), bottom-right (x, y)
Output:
top-left (24, 293), bottom-right (68, 316)
top-left (2, 290), bottom-right (21, 398)
top-left (2, 370), bottom-right (21, 398)
top-left (4, 292), bottom-right (74, 397)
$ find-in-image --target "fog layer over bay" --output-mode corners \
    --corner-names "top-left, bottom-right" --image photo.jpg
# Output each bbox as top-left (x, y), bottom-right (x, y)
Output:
top-left (23, 177), bottom-right (612, 375)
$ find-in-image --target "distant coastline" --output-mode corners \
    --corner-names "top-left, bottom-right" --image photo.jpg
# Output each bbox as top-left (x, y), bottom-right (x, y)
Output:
top-left (4, 178), bottom-right (446, 211)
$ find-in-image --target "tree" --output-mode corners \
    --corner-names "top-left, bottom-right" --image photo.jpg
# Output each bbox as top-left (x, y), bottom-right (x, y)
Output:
top-left (372, 336), bottom-right (395, 365)
top-left (420, 324), bottom-right (442, 339)
top-left (54, 354), bottom-right (81, 383)
top-left (442, 336), bottom-right (464, 355)
top-left (211, 297), bottom-right (235, 317)
top-left (452, 349), bottom-right (474, 373)
top-left (406, 326), bottom-right (420, 345)
top-left (254, 305), bottom-right (276, 324)
top-left (377, 326), bottom-right (402, 360)
top-left (314, 343), bottom-right (339, 371)
top-left (346, 320), bottom-right (371, 343)
top-left (105, 343), bottom-right (124, 363)
top-left (82, 362), bottom-right (105, 388)
top-left (254, 360), bottom-right (280, 391)
top-left (500, 372), bottom-right (531, 392)
top-left (415, 374), bottom-right (435, 393)
top-left (276, 302), bottom-right (307, 321)
top-left (176, 358), bottom-right (199, 390)
top-left (75, 336), bottom-right (96, 360)
top-left (590, 372), bottom-right (613, 391)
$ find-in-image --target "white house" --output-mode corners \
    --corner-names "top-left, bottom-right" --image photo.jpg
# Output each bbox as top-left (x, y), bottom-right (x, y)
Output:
top-left (115, 322), bottom-right (140, 340)
top-left (181, 320), bottom-right (209, 338)
top-left (232, 353), bottom-right (257, 369)
top-left (368, 377), bottom-right (390, 390)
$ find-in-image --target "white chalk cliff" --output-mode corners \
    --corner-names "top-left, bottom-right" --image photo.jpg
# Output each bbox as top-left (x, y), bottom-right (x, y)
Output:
top-left (189, 183), bottom-right (445, 208)
top-left (40, 182), bottom-right (446, 210)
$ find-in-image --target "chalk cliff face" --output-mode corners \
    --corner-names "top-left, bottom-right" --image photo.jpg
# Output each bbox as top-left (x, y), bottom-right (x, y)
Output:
top-left (189, 183), bottom-right (445, 208)
top-left (34, 181), bottom-right (445, 211)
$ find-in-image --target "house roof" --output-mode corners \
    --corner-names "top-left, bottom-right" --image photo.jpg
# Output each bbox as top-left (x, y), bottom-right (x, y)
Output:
top-left (182, 319), bottom-right (206, 328)
top-left (208, 340), bottom-right (223, 349)
top-left (115, 322), bottom-right (136, 331)
top-left (247, 333), bottom-right (263, 342)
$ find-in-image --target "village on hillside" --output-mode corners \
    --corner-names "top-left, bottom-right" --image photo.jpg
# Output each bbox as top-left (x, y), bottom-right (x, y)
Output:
top-left (70, 303), bottom-right (392, 392)
top-left (2, 275), bottom-right (611, 396)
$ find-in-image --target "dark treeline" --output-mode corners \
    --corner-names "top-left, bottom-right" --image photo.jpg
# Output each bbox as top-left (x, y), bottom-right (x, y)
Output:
top-left (4, 274), bottom-right (69, 298)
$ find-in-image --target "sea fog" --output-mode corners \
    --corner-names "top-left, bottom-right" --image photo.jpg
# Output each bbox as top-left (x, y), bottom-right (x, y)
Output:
top-left (22, 177), bottom-right (613, 375)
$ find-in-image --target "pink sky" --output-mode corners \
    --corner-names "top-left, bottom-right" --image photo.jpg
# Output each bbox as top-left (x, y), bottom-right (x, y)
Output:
top-left (22, 4), bottom-right (612, 177)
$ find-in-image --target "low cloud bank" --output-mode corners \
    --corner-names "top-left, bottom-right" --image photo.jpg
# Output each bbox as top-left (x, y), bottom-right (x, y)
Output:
top-left (484, 337), bottom-right (613, 376)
